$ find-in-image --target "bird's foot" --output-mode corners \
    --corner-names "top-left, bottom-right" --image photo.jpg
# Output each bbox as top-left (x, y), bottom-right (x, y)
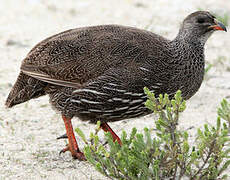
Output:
top-left (59, 144), bottom-right (86, 161)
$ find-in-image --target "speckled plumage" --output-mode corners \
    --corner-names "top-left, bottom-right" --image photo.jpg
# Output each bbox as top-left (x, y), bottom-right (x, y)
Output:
top-left (5, 11), bottom-right (227, 160)
top-left (6, 11), bottom-right (226, 123)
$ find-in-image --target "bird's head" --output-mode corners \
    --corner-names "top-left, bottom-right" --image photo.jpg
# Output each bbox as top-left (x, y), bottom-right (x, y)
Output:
top-left (178, 11), bottom-right (227, 45)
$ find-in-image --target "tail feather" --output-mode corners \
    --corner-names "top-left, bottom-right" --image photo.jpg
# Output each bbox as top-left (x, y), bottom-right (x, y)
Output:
top-left (5, 72), bottom-right (47, 108)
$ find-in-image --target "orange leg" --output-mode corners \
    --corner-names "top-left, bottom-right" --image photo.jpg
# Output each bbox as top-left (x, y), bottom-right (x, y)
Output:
top-left (100, 122), bottom-right (122, 145)
top-left (60, 115), bottom-right (86, 161)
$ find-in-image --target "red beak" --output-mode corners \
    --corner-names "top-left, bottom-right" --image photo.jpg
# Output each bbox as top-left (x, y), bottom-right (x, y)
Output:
top-left (209, 19), bottom-right (227, 32)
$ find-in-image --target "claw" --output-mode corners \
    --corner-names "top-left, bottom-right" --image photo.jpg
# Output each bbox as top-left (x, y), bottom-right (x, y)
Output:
top-left (59, 144), bottom-right (86, 161)
top-left (72, 151), bottom-right (86, 161)
top-left (59, 145), bottom-right (69, 155)
top-left (57, 133), bottom-right (68, 139)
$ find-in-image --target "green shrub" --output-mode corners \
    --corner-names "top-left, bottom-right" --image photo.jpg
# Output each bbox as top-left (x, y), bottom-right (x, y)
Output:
top-left (75, 89), bottom-right (230, 180)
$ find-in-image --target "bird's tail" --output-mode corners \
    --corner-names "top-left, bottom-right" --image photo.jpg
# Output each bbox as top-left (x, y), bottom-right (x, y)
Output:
top-left (5, 72), bottom-right (47, 108)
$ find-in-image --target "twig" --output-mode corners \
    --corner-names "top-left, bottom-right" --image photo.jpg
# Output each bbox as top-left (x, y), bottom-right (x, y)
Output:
top-left (191, 140), bottom-right (215, 179)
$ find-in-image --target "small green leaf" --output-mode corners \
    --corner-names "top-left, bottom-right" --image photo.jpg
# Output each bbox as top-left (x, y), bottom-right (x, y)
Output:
top-left (219, 160), bottom-right (230, 176)
top-left (75, 127), bottom-right (87, 144)
top-left (217, 117), bottom-right (221, 131)
top-left (183, 141), bottom-right (189, 153)
top-left (96, 121), bottom-right (101, 129)
top-left (183, 131), bottom-right (189, 140)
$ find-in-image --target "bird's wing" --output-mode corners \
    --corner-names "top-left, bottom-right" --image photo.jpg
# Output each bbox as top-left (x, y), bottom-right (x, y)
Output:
top-left (21, 25), bottom-right (168, 88)
top-left (72, 65), bottom-right (158, 99)
top-left (21, 69), bottom-right (82, 88)
top-left (68, 66), bottom-right (163, 122)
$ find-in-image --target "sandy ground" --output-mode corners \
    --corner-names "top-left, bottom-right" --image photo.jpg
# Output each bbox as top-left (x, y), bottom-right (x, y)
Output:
top-left (0, 0), bottom-right (230, 179)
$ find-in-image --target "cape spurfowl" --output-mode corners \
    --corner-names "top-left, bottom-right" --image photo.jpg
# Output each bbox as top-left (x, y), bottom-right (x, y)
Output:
top-left (6, 11), bottom-right (226, 160)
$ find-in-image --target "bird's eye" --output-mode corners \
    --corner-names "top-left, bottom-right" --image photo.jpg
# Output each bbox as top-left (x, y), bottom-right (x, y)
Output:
top-left (197, 18), bottom-right (205, 24)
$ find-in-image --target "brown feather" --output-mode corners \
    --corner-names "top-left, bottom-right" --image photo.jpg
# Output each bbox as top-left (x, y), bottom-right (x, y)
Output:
top-left (6, 12), bottom-right (226, 122)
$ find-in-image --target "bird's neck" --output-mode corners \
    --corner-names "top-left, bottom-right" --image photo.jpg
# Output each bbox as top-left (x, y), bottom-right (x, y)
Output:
top-left (167, 32), bottom-right (205, 65)
top-left (174, 29), bottom-right (205, 47)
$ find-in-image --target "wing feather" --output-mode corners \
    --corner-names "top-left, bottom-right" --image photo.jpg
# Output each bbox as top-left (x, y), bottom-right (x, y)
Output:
top-left (20, 25), bottom-right (167, 89)
top-left (22, 70), bottom-right (82, 88)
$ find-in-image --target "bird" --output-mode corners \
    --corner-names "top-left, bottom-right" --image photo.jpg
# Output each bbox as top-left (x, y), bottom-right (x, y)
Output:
top-left (5, 11), bottom-right (226, 160)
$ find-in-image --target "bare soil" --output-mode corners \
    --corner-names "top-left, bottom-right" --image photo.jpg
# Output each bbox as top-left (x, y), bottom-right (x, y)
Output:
top-left (0, 0), bottom-right (230, 179)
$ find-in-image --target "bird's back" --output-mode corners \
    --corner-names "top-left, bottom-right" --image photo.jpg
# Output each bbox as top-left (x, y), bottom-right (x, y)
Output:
top-left (21, 25), bottom-right (170, 86)
top-left (6, 25), bottom-right (170, 108)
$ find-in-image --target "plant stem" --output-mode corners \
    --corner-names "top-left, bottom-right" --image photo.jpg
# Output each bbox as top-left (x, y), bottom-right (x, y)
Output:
top-left (191, 140), bottom-right (215, 179)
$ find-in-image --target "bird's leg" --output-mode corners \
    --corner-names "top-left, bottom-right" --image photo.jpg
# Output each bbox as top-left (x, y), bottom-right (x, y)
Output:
top-left (60, 115), bottom-right (86, 161)
top-left (100, 122), bottom-right (122, 145)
